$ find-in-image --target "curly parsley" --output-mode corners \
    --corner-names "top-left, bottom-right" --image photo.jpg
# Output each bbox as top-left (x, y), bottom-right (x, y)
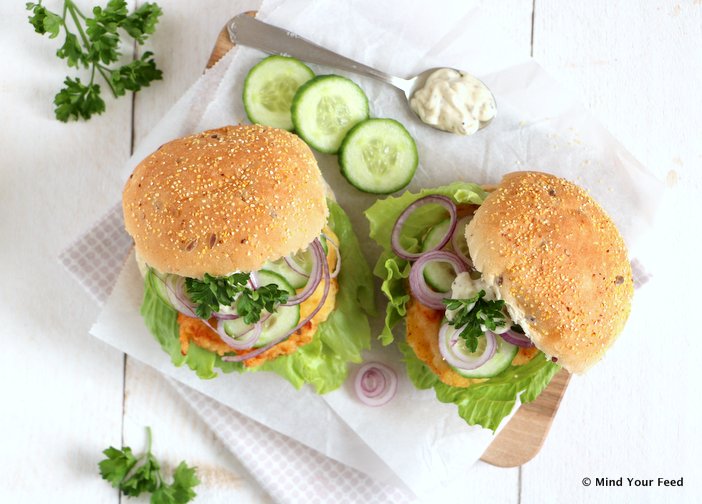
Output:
top-left (26, 0), bottom-right (163, 121)
top-left (443, 290), bottom-right (507, 352)
top-left (185, 272), bottom-right (289, 323)
top-left (99, 427), bottom-right (199, 504)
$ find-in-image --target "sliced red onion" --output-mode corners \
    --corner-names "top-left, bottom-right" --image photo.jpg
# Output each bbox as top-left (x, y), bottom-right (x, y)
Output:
top-left (212, 310), bottom-right (240, 320)
top-left (284, 255), bottom-right (311, 277)
top-left (223, 240), bottom-right (331, 363)
top-left (451, 215), bottom-right (475, 269)
top-left (215, 320), bottom-right (261, 350)
top-left (283, 238), bottom-right (324, 306)
top-left (354, 363), bottom-right (398, 407)
top-left (439, 323), bottom-right (497, 370)
top-left (324, 235), bottom-right (342, 279)
top-left (500, 329), bottom-right (535, 348)
top-left (391, 195), bottom-right (457, 261)
top-left (248, 271), bottom-right (258, 290)
top-left (163, 274), bottom-right (199, 318)
top-left (408, 251), bottom-right (467, 309)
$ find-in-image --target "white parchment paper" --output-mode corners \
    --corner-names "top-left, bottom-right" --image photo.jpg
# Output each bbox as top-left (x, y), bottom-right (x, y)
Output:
top-left (90, 0), bottom-right (661, 498)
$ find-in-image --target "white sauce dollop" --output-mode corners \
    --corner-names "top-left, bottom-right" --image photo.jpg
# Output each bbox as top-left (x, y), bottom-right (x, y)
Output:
top-left (409, 68), bottom-right (496, 135)
top-left (446, 272), bottom-right (512, 333)
top-left (450, 272), bottom-right (488, 303)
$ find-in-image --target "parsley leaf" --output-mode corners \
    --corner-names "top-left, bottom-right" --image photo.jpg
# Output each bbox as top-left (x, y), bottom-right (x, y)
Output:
top-left (98, 427), bottom-right (199, 503)
top-left (170, 462), bottom-right (201, 502)
top-left (54, 76), bottom-right (105, 122)
top-left (237, 284), bottom-right (290, 324)
top-left (185, 272), bottom-right (289, 323)
top-left (185, 273), bottom-right (249, 319)
top-left (98, 446), bottom-right (138, 488)
top-left (443, 290), bottom-right (507, 352)
top-left (120, 453), bottom-right (161, 496)
top-left (26, 2), bottom-right (62, 38)
top-left (122, 3), bottom-right (163, 44)
top-left (56, 32), bottom-right (87, 68)
top-left (109, 51), bottom-right (163, 96)
top-left (26, 0), bottom-right (163, 122)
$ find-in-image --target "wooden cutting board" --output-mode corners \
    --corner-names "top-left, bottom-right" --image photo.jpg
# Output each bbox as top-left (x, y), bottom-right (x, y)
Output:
top-left (204, 17), bottom-right (571, 468)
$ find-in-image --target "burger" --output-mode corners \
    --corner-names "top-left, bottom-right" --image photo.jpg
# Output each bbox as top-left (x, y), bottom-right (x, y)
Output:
top-left (366, 171), bottom-right (634, 430)
top-left (122, 124), bottom-right (375, 392)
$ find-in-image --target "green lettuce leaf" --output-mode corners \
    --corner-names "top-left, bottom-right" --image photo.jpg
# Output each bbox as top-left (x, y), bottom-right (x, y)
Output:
top-left (140, 200), bottom-right (374, 393)
top-left (365, 182), bottom-right (487, 345)
top-left (399, 342), bottom-right (560, 432)
top-left (366, 183), bottom-right (560, 431)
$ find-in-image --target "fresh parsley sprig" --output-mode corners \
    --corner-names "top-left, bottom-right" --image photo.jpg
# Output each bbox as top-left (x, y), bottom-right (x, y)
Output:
top-left (26, 0), bottom-right (163, 121)
top-left (443, 290), bottom-right (507, 352)
top-left (185, 273), bottom-right (289, 323)
top-left (99, 426), bottom-right (199, 504)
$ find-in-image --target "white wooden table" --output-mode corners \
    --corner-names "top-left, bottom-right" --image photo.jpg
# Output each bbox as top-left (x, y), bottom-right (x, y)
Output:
top-left (2, 1), bottom-right (700, 503)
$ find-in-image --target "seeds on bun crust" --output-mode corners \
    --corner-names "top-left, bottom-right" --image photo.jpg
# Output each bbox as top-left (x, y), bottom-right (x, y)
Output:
top-left (122, 125), bottom-right (328, 278)
top-left (466, 172), bottom-right (634, 373)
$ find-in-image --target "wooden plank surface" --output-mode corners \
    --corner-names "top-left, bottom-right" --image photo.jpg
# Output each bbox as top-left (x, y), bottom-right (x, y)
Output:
top-left (2, 0), bottom-right (699, 503)
top-left (523, 2), bottom-right (702, 503)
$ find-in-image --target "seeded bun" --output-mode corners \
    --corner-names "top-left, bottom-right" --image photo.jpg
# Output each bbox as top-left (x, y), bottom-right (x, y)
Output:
top-left (123, 125), bottom-right (328, 278)
top-left (466, 171), bottom-right (634, 373)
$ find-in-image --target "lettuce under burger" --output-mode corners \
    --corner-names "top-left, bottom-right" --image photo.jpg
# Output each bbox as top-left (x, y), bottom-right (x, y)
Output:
top-left (366, 173), bottom-right (633, 430)
top-left (123, 125), bottom-right (375, 393)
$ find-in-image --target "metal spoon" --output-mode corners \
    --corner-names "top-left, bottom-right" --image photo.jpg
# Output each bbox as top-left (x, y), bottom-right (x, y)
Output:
top-left (227, 14), bottom-right (496, 134)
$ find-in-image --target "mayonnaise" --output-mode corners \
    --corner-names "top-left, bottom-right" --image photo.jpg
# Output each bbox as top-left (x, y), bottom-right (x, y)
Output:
top-left (446, 272), bottom-right (512, 333)
top-left (409, 68), bottom-right (496, 135)
top-left (450, 272), bottom-right (487, 302)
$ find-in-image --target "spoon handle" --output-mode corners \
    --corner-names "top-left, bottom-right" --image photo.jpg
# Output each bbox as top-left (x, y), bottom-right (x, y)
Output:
top-left (227, 14), bottom-right (409, 91)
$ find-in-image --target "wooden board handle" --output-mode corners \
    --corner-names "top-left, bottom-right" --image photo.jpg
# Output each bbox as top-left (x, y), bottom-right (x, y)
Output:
top-left (481, 369), bottom-right (571, 467)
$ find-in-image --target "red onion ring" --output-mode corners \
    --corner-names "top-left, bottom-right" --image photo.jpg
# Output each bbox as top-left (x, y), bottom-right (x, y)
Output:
top-left (223, 239), bottom-right (331, 363)
top-left (500, 329), bottom-right (535, 348)
top-left (354, 363), bottom-right (398, 407)
top-left (284, 255), bottom-right (311, 277)
top-left (391, 195), bottom-right (457, 261)
top-left (408, 251), bottom-right (467, 309)
top-left (283, 238), bottom-right (324, 306)
top-left (451, 215), bottom-right (475, 269)
top-left (163, 274), bottom-right (199, 318)
top-left (324, 235), bottom-right (342, 279)
top-left (212, 310), bottom-right (240, 320)
top-left (215, 320), bottom-right (262, 350)
top-left (248, 272), bottom-right (258, 290)
top-left (439, 323), bottom-right (497, 370)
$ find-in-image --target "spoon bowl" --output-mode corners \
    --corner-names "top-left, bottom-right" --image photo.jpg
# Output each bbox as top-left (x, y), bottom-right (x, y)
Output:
top-left (400, 66), bottom-right (498, 134)
top-left (228, 14), bottom-right (497, 135)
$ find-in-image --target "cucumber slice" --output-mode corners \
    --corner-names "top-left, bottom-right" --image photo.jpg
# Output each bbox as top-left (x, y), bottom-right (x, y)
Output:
top-left (420, 219), bottom-right (455, 292)
top-left (243, 55), bottom-right (315, 130)
top-left (222, 270), bottom-right (300, 348)
top-left (452, 336), bottom-right (519, 379)
top-left (339, 118), bottom-right (418, 194)
top-left (292, 75), bottom-right (369, 153)
top-left (263, 248), bottom-right (316, 289)
top-left (253, 270), bottom-right (300, 347)
top-left (262, 260), bottom-right (308, 289)
top-left (262, 238), bottom-right (328, 289)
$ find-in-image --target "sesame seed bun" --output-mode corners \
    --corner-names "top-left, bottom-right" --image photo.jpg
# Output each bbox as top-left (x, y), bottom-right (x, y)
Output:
top-left (466, 172), bottom-right (634, 373)
top-left (122, 125), bottom-right (328, 278)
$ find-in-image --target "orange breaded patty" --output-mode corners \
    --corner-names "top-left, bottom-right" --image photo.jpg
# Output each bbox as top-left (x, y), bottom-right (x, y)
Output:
top-left (178, 230), bottom-right (339, 368)
top-left (405, 294), bottom-right (538, 388)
